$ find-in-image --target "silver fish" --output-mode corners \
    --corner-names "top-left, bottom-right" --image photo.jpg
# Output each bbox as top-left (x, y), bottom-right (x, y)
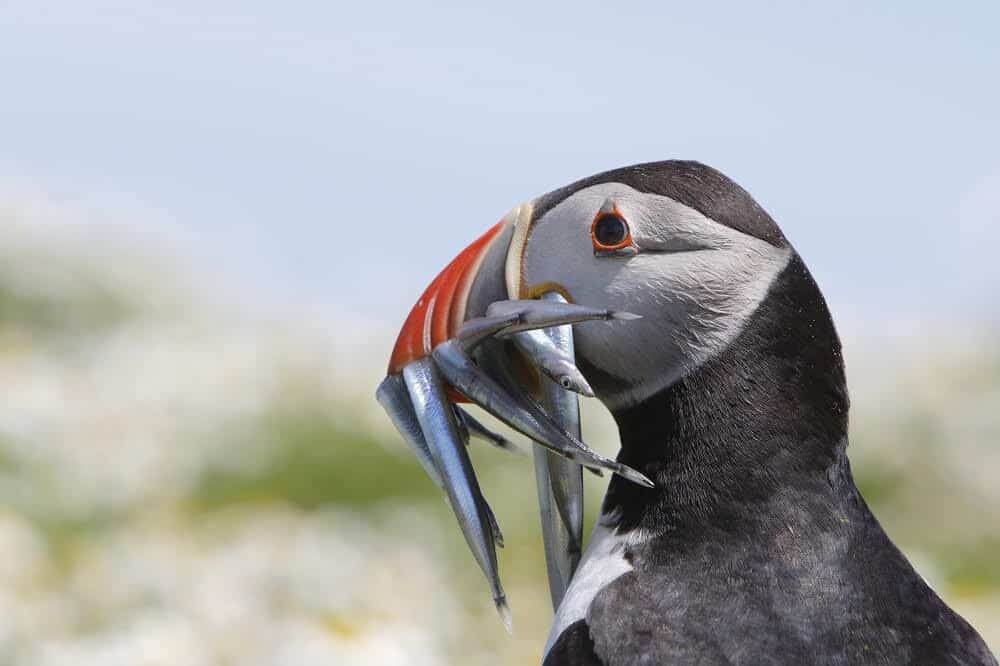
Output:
top-left (401, 359), bottom-right (511, 632)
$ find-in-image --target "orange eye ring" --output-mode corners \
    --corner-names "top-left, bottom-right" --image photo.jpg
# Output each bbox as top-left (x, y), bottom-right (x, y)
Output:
top-left (590, 208), bottom-right (633, 253)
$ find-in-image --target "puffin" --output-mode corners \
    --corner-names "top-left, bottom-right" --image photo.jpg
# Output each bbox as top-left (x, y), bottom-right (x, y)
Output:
top-left (377, 160), bottom-right (997, 665)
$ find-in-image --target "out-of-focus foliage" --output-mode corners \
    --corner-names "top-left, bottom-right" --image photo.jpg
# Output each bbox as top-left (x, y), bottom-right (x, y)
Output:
top-left (0, 207), bottom-right (996, 665)
top-left (849, 339), bottom-right (1000, 606)
top-left (191, 401), bottom-right (439, 512)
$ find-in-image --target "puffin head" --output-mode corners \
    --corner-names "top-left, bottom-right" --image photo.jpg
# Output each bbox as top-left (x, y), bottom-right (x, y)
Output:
top-left (391, 160), bottom-right (796, 413)
top-left (383, 160), bottom-right (850, 622)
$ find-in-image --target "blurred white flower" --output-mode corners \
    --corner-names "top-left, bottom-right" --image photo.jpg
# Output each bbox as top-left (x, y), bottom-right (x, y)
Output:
top-left (0, 201), bottom-right (996, 661)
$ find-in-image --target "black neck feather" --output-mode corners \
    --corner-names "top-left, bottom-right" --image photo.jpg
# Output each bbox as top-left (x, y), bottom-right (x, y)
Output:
top-left (602, 253), bottom-right (850, 532)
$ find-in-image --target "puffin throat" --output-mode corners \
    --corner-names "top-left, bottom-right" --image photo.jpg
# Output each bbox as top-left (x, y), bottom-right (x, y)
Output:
top-left (600, 253), bottom-right (851, 531)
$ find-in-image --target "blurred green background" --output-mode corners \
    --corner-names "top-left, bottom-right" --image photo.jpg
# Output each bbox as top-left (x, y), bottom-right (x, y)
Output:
top-left (0, 205), bottom-right (996, 665)
top-left (2, 3), bottom-right (999, 663)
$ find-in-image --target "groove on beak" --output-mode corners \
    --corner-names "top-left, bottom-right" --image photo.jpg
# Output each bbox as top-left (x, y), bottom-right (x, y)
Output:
top-left (388, 220), bottom-right (509, 375)
top-left (388, 203), bottom-right (536, 376)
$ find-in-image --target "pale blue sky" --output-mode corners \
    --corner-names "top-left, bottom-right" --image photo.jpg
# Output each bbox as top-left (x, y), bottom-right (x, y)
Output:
top-left (2, 1), bottom-right (998, 331)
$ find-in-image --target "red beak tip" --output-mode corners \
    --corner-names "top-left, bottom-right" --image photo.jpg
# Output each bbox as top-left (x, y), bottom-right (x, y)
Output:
top-left (388, 221), bottom-right (507, 374)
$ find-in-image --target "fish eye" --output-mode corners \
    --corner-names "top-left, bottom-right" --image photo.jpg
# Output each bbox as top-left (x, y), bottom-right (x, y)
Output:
top-left (591, 213), bottom-right (632, 252)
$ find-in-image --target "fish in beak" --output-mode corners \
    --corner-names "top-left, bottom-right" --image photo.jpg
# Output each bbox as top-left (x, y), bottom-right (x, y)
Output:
top-left (376, 204), bottom-right (651, 628)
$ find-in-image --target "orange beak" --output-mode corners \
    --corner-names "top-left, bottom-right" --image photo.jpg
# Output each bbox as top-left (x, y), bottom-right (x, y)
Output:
top-left (388, 218), bottom-right (514, 376)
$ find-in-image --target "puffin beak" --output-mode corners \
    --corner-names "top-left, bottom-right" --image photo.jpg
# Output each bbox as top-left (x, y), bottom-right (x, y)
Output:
top-left (386, 214), bottom-right (515, 376)
top-left (375, 205), bottom-right (651, 626)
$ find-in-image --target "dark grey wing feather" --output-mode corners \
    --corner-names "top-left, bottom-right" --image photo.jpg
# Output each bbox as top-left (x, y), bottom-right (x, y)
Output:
top-left (543, 620), bottom-right (604, 666)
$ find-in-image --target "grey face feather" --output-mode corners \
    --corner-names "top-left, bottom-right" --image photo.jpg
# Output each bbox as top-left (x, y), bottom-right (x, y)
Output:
top-left (523, 183), bottom-right (792, 410)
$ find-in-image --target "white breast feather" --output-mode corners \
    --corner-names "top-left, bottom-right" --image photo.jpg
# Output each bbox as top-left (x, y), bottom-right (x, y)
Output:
top-left (543, 523), bottom-right (642, 656)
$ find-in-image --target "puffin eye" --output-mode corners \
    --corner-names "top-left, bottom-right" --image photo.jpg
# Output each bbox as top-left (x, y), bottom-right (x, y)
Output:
top-left (591, 212), bottom-right (633, 253)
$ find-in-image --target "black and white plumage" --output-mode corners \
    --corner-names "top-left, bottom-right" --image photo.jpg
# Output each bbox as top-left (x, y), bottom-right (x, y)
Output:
top-left (533, 162), bottom-right (995, 665)
top-left (379, 161), bottom-right (996, 664)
